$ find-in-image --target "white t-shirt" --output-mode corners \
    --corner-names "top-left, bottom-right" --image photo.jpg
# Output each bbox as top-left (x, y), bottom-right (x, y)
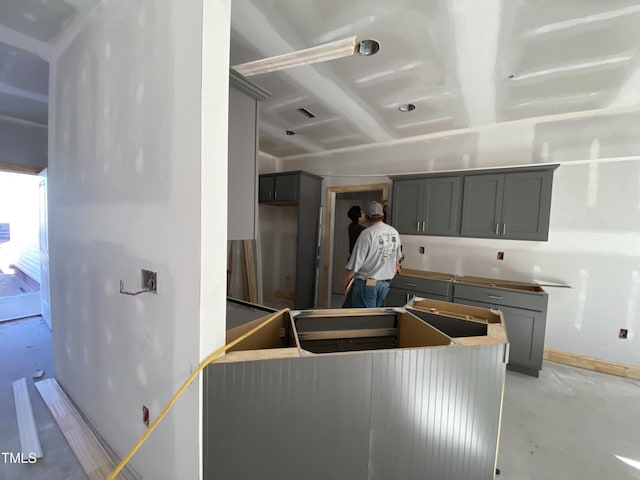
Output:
top-left (345, 222), bottom-right (402, 281)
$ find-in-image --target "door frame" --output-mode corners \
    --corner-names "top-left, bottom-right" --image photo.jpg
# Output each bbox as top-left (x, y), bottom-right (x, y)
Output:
top-left (321, 183), bottom-right (389, 307)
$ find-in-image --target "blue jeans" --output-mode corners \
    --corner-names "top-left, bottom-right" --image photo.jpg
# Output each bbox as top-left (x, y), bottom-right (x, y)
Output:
top-left (350, 279), bottom-right (390, 308)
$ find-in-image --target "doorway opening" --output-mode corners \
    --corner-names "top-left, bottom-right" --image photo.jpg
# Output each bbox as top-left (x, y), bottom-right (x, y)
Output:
top-left (321, 183), bottom-right (389, 308)
top-left (0, 170), bottom-right (48, 325)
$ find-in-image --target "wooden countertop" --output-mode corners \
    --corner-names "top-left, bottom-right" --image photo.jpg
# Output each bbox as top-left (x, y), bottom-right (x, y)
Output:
top-left (398, 268), bottom-right (546, 292)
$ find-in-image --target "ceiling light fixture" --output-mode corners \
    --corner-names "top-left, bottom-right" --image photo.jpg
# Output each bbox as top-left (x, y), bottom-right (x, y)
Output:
top-left (399, 104), bottom-right (416, 112)
top-left (297, 107), bottom-right (316, 119)
top-left (356, 39), bottom-right (380, 56)
top-left (232, 36), bottom-right (357, 77)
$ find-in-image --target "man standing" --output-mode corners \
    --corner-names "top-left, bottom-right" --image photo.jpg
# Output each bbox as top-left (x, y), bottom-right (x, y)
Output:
top-left (343, 201), bottom-right (402, 308)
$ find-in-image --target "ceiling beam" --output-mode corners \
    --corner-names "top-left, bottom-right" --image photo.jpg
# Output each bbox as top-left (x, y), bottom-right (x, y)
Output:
top-left (232, 0), bottom-right (395, 144)
top-left (0, 82), bottom-right (48, 103)
top-left (0, 26), bottom-right (52, 61)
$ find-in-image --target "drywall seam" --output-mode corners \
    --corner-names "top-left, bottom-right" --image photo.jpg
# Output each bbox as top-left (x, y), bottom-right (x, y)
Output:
top-left (450, 0), bottom-right (500, 125)
top-left (0, 25), bottom-right (52, 60)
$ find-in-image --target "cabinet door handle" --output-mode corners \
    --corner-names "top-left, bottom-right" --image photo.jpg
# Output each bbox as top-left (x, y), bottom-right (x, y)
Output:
top-left (422, 221), bottom-right (426, 231)
top-left (488, 295), bottom-right (503, 300)
top-left (495, 223), bottom-right (499, 235)
top-left (268, 192), bottom-right (272, 200)
top-left (502, 223), bottom-right (506, 235)
top-left (274, 190), bottom-right (277, 200)
top-left (416, 222), bottom-right (420, 232)
top-left (406, 283), bottom-right (418, 287)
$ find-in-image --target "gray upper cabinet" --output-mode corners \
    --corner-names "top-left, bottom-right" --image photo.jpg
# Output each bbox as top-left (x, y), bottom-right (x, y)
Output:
top-left (391, 176), bottom-right (462, 236)
top-left (258, 173), bottom-right (299, 203)
top-left (392, 165), bottom-right (557, 241)
top-left (460, 166), bottom-right (557, 241)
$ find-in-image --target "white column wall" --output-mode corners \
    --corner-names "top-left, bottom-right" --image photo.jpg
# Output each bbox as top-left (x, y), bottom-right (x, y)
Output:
top-left (49, 1), bottom-right (229, 478)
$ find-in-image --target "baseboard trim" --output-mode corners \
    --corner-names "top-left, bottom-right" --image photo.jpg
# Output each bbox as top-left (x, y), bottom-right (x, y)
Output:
top-left (544, 348), bottom-right (640, 380)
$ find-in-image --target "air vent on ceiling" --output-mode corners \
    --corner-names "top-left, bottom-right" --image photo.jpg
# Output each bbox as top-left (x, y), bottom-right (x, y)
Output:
top-left (297, 107), bottom-right (316, 118)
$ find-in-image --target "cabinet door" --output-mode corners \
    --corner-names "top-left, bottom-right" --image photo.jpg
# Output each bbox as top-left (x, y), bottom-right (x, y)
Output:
top-left (258, 175), bottom-right (274, 203)
top-left (498, 304), bottom-right (545, 373)
top-left (501, 170), bottom-right (553, 241)
top-left (274, 174), bottom-right (298, 202)
top-left (461, 174), bottom-right (503, 238)
top-left (423, 177), bottom-right (462, 236)
top-left (391, 180), bottom-right (423, 234)
top-left (385, 288), bottom-right (412, 307)
top-left (228, 87), bottom-right (258, 239)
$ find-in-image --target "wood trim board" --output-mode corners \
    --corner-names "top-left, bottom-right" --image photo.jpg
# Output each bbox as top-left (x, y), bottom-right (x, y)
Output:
top-left (544, 348), bottom-right (640, 380)
top-left (34, 378), bottom-right (127, 480)
top-left (12, 377), bottom-right (43, 459)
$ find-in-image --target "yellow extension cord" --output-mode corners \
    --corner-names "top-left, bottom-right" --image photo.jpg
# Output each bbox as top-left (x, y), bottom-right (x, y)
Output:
top-left (107, 307), bottom-right (290, 480)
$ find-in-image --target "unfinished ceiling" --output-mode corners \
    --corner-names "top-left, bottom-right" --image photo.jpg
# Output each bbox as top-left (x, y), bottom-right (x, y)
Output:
top-left (0, 0), bottom-right (99, 127)
top-left (0, 0), bottom-right (638, 152)
top-left (230, 0), bottom-right (640, 159)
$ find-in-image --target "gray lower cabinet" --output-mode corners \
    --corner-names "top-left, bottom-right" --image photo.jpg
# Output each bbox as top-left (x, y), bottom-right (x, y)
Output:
top-left (453, 283), bottom-right (548, 377)
top-left (460, 169), bottom-right (554, 241)
top-left (385, 275), bottom-right (452, 306)
top-left (391, 177), bottom-right (461, 236)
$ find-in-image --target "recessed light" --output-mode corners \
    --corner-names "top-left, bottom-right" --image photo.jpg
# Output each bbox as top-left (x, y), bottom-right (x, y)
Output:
top-left (285, 130), bottom-right (296, 136)
top-left (356, 39), bottom-right (380, 56)
top-left (399, 104), bottom-right (416, 112)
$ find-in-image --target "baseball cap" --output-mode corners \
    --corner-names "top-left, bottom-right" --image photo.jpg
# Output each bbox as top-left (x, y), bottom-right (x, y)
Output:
top-left (364, 201), bottom-right (384, 218)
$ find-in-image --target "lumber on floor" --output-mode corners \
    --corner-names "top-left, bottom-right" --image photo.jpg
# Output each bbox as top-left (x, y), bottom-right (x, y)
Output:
top-left (544, 348), bottom-right (640, 380)
top-left (12, 377), bottom-right (43, 458)
top-left (35, 378), bottom-right (127, 480)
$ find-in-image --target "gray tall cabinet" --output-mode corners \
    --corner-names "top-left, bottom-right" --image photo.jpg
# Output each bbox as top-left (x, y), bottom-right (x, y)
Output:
top-left (259, 170), bottom-right (323, 309)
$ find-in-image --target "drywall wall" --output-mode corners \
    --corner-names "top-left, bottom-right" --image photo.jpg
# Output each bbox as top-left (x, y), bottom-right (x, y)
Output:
top-left (0, 119), bottom-right (47, 170)
top-left (282, 109), bottom-right (640, 366)
top-left (49, 1), bottom-right (229, 479)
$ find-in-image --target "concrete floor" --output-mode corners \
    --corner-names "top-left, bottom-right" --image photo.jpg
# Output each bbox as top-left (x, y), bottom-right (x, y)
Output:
top-left (1, 316), bottom-right (639, 480)
top-left (0, 272), bottom-right (41, 323)
top-left (0, 317), bottom-right (86, 480)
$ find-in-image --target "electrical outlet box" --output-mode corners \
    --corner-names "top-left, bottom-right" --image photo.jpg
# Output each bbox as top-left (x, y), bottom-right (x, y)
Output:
top-left (142, 269), bottom-right (157, 293)
top-left (497, 252), bottom-right (504, 260)
top-left (142, 405), bottom-right (150, 427)
top-left (419, 246), bottom-right (425, 254)
top-left (619, 328), bottom-right (628, 339)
